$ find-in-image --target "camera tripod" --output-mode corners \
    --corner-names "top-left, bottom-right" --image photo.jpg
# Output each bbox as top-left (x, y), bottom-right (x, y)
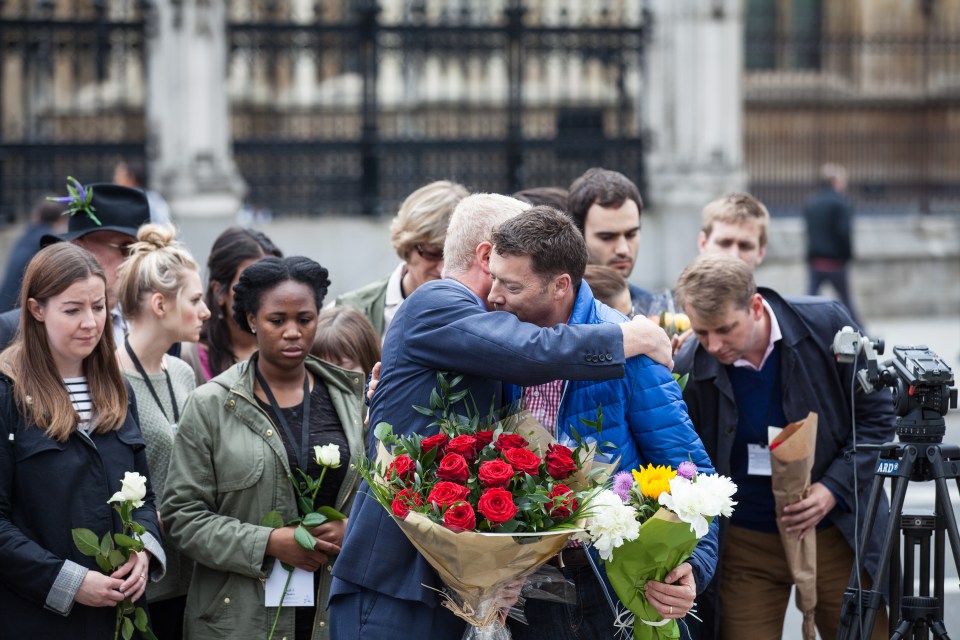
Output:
top-left (836, 431), bottom-right (960, 639)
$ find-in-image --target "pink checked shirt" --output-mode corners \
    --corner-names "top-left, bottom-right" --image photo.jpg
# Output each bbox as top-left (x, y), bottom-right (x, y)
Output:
top-left (522, 379), bottom-right (565, 436)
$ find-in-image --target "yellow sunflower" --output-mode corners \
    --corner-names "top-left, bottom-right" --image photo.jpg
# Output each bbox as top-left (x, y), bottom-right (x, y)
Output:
top-left (632, 464), bottom-right (677, 500)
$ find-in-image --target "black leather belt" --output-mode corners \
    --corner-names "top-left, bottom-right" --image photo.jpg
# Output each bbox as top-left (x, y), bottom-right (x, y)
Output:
top-left (549, 546), bottom-right (590, 569)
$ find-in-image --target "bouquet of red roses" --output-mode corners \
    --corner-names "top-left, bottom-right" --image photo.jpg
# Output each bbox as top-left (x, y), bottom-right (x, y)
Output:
top-left (358, 374), bottom-right (610, 639)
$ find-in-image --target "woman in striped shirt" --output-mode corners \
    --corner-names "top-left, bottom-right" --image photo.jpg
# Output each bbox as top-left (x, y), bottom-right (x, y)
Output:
top-left (0, 242), bottom-right (164, 639)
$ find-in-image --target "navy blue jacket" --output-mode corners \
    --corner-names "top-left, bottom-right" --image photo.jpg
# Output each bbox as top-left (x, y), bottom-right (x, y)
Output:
top-left (505, 282), bottom-right (719, 592)
top-left (0, 375), bottom-right (163, 639)
top-left (675, 288), bottom-right (896, 639)
top-left (332, 277), bottom-right (627, 607)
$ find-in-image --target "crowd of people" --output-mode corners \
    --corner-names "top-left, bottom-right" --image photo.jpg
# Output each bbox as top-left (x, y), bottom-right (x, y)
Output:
top-left (0, 166), bottom-right (894, 640)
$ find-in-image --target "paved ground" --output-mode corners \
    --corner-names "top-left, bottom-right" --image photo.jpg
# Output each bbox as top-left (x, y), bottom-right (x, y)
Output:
top-left (782, 315), bottom-right (960, 639)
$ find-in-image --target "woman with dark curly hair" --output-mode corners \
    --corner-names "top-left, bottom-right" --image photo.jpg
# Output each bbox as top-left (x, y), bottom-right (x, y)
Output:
top-left (161, 256), bottom-right (365, 640)
top-left (180, 227), bottom-right (282, 383)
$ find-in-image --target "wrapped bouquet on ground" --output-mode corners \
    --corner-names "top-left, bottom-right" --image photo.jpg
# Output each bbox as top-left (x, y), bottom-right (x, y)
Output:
top-left (357, 373), bottom-right (611, 639)
top-left (585, 462), bottom-right (738, 640)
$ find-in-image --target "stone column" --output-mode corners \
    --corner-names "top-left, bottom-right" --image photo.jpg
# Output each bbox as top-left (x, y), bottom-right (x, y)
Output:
top-left (146, 0), bottom-right (246, 252)
top-left (639, 0), bottom-right (747, 290)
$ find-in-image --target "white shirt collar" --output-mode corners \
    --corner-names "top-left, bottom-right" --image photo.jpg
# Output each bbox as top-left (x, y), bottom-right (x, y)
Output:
top-left (732, 297), bottom-right (781, 371)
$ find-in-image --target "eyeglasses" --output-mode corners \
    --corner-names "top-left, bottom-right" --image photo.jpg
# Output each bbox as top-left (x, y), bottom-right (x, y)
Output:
top-left (416, 244), bottom-right (444, 262)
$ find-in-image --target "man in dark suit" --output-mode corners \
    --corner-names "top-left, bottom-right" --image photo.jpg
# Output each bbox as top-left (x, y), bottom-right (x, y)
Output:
top-left (674, 253), bottom-right (893, 639)
top-left (329, 193), bottom-right (673, 639)
top-left (0, 183), bottom-right (151, 351)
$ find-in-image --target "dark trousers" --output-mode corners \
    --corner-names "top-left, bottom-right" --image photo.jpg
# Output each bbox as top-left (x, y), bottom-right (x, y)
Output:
top-left (808, 264), bottom-right (864, 328)
top-left (329, 587), bottom-right (466, 640)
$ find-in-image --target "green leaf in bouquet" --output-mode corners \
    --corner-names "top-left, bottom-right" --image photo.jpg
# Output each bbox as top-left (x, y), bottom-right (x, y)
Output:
top-left (568, 425), bottom-right (583, 446)
top-left (673, 372), bottom-right (689, 392)
top-left (293, 525), bottom-right (316, 551)
top-left (373, 421), bottom-right (398, 446)
top-left (99, 532), bottom-right (113, 557)
top-left (260, 510), bottom-right (285, 529)
top-left (134, 606), bottom-right (149, 632)
top-left (437, 372), bottom-right (450, 393)
top-left (114, 533), bottom-right (138, 549)
top-left (302, 512), bottom-right (328, 527)
top-left (95, 555), bottom-right (113, 573)
top-left (71, 528), bottom-right (101, 557)
top-left (420, 445), bottom-right (438, 469)
top-left (494, 519), bottom-right (520, 533)
top-left (525, 493), bottom-right (550, 505)
top-left (447, 389), bottom-right (469, 404)
top-left (429, 387), bottom-right (442, 410)
top-left (317, 505), bottom-right (346, 521)
top-left (413, 404), bottom-right (434, 417)
top-left (108, 549), bottom-right (127, 568)
top-left (128, 520), bottom-right (146, 536)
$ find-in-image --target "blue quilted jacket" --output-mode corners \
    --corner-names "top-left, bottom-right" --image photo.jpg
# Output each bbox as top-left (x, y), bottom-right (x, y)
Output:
top-left (506, 282), bottom-right (720, 592)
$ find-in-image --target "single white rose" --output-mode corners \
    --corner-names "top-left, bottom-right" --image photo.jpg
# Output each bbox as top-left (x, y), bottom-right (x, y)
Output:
top-left (314, 444), bottom-right (342, 468)
top-left (107, 471), bottom-right (147, 508)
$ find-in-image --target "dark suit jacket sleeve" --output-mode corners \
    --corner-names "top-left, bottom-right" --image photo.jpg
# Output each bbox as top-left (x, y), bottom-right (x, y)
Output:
top-left (403, 288), bottom-right (625, 386)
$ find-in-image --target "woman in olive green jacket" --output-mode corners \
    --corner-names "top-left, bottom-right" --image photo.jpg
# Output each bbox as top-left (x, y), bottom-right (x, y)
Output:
top-left (162, 257), bottom-right (366, 640)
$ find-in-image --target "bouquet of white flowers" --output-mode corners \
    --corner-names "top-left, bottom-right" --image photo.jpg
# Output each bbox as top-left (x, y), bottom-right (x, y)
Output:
top-left (583, 462), bottom-right (737, 640)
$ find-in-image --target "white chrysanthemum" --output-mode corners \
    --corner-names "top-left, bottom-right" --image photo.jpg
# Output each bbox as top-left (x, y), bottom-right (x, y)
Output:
top-left (693, 474), bottom-right (738, 517)
top-left (584, 489), bottom-right (641, 561)
top-left (659, 474), bottom-right (738, 538)
top-left (314, 443), bottom-right (342, 468)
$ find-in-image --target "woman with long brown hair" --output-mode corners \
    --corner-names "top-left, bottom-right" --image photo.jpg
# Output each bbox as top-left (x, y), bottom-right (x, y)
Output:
top-left (0, 242), bottom-right (164, 639)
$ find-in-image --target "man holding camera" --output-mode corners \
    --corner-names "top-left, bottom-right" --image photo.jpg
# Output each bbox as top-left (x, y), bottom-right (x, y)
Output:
top-left (674, 253), bottom-right (894, 639)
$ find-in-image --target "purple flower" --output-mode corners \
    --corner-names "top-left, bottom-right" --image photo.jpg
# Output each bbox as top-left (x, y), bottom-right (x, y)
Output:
top-left (611, 471), bottom-right (634, 502)
top-left (677, 461), bottom-right (698, 480)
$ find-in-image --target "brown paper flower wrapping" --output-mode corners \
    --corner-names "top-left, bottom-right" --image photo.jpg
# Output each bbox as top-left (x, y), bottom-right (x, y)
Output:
top-left (372, 411), bottom-right (606, 628)
top-left (770, 411), bottom-right (819, 640)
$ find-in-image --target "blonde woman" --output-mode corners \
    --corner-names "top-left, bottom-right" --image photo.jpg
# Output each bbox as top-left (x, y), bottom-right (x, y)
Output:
top-left (0, 242), bottom-right (164, 638)
top-left (115, 224), bottom-right (209, 640)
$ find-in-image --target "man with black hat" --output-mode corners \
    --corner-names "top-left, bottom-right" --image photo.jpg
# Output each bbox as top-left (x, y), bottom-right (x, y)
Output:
top-left (0, 182), bottom-right (151, 350)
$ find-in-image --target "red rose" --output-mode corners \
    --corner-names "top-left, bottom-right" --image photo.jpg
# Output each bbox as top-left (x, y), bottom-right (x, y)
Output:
top-left (391, 488), bottom-right (423, 518)
top-left (477, 459), bottom-right (515, 488)
top-left (427, 481), bottom-right (471, 508)
top-left (546, 484), bottom-right (578, 518)
top-left (443, 502), bottom-right (477, 532)
top-left (447, 435), bottom-right (479, 461)
top-left (503, 447), bottom-right (541, 476)
top-left (494, 433), bottom-right (529, 451)
top-left (421, 433), bottom-right (449, 456)
top-left (436, 453), bottom-right (470, 483)
top-left (386, 454), bottom-right (417, 483)
top-left (477, 488), bottom-right (518, 524)
top-left (475, 430), bottom-right (495, 448)
top-left (545, 444), bottom-right (577, 480)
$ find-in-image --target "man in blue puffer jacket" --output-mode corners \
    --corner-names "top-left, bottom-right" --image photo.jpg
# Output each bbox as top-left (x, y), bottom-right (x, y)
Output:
top-left (491, 206), bottom-right (719, 640)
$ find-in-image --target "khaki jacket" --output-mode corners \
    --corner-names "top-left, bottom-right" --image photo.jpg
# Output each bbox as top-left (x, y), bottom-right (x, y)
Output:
top-left (162, 354), bottom-right (365, 640)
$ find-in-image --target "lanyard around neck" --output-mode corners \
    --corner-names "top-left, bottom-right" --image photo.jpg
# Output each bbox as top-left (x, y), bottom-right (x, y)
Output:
top-left (124, 338), bottom-right (180, 424)
top-left (254, 361), bottom-right (311, 472)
